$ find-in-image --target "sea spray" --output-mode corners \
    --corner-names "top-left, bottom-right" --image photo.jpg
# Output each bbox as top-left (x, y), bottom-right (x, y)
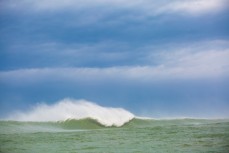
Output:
top-left (6, 99), bottom-right (134, 127)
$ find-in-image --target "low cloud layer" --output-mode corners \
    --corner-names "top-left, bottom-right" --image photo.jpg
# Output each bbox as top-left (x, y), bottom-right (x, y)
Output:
top-left (1, 41), bottom-right (228, 84)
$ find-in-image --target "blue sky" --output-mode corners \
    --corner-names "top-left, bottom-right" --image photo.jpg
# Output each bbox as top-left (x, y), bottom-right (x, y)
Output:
top-left (0, 0), bottom-right (229, 118)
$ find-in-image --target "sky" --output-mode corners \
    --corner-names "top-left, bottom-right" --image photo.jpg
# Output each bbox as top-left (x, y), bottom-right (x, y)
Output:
top-left (0, 0), bottom-right (229, 118)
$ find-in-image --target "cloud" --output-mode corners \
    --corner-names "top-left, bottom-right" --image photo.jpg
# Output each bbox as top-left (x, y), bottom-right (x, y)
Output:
top-left (1, 0), bottom-right (228, 119)
top-left (1, 0), bottom-right (227, 16)
top-left (1, 40), bottom-right (229, 83)
top-left (3, 39), bottom-right (229, 69)
top-left (1, 43), bottom-right (228, 84)
top-left (157, 0), bottom-right (227, 15)
top-left (1, 41), bottom-right (135, 69)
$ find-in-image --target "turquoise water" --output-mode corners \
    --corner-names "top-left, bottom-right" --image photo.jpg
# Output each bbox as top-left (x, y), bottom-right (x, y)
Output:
top-left (0, 119), bottom-right (229, 153)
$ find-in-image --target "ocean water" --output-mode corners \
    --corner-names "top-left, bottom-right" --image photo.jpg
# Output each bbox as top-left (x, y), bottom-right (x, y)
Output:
top-left (1, 99), bottom-right (229, 153)
top-left (0, 119), bottom-right (229, 153)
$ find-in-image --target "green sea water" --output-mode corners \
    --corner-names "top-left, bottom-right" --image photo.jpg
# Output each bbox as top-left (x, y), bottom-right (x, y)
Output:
top-left (0, 119), bottom-right (229, 153)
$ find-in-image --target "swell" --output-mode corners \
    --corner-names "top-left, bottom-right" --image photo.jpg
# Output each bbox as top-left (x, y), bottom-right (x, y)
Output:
top-left (0, 118), bottom-right (132, 134)
top-left (59, 118), bottom-right (107, 129)
top-left (1, 118), bottom-right (228, 134)
top-left (59, 118), bottom-right (154, 129)
top-left (0, 118), bottom-right (142, 129)
top-left (58, 118), bottom-right (147, 129)
top-left (0, 118), bottom-right (138, 133)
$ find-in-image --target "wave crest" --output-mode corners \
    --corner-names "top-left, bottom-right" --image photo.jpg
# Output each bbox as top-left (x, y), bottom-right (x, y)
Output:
top-left (7, 99), bottom-right (134, 127)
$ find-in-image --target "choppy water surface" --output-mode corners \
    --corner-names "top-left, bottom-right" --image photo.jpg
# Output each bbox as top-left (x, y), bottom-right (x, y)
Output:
top-left (0, 119), bottom-right (229, 153)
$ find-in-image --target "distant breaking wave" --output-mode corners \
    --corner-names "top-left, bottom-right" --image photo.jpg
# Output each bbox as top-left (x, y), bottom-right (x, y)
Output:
top-left (6, 99), bottom-right (134, 127)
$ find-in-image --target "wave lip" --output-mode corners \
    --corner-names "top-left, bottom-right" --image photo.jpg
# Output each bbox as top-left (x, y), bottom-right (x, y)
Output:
top-left (6, 99), bottom-right (134, 127)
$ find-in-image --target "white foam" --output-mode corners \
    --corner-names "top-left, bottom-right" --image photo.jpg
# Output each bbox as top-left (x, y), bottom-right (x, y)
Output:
top-left (7, 99), bottom-right (134, 127)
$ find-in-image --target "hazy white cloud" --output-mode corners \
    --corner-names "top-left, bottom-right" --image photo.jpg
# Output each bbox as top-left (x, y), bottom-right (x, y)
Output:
top-left (1, 0), bottom-right (227, 16)
top-left (1, 0), bottom-right (226, 29)
top-left (125, 40), bottom-right (229, 79)
top-left (157, 0), bottom-right (226, 15)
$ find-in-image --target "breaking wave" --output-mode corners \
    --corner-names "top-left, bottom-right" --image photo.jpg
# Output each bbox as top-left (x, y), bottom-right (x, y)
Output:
top-left (6, 99), bottom-right (134, 127)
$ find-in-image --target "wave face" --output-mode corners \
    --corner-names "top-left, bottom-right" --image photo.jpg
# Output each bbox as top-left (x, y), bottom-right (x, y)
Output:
top-left (6, 99), bottom-right (134, 127)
